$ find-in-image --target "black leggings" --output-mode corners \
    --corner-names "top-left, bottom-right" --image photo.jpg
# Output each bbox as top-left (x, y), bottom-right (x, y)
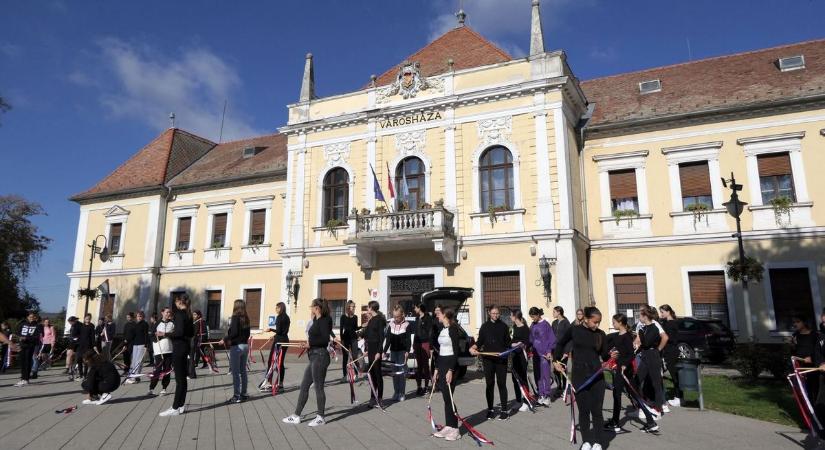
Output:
top-left (367, 348), bottom-right (383, 401)
top-left (267, 342), bottom-right (287, 386)
top-left (511, 351), bottom-right (528, 403)
top-left (637, 348), bottom-right (665, 408)
top-left (662, 351), bottom-right (682, 399)
top-left (438, 356), bottom-right (458, 428)
top-left (77, 347), bottom-right (91, 377)
top-left (294, 348), bottom-right (330, 416)
top-left (577, 377), bottom-right (605, 445)
top-left (149, 354), bottom-right (173, 390)
top-left (482, 358), bottom-right (508, 409)
top-left (19, 346), bottom-right (35, 381)
top-left (172, 344), bottom-right (189, 409)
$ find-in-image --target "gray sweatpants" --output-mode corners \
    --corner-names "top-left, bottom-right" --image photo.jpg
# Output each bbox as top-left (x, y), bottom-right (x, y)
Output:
top-left (130, 345), bottom-right (146, 376)
top-left (294, 348), bottom-right (330, 416)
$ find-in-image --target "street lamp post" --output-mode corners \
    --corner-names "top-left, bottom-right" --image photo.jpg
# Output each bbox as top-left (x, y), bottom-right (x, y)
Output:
top-left (82, 234), bottom-right (109, 318)
top-left (722, 172), bottom-right (753, 339)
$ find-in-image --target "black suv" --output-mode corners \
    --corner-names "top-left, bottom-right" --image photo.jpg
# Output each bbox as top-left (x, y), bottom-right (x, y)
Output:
top-left (672, 317), bottom-right (735, 363)
top-left (419, 287), bottom-right (476, 379)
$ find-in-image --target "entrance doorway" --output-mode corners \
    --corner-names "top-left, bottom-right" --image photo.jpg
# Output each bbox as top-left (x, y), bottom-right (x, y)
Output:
top-left (388, 275), bottom-right (434, 316)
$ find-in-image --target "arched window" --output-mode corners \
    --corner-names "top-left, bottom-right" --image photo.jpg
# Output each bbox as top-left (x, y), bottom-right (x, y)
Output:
top-left (395, 157), bottom-right (426, 210)
top-left (323, 168), bottom-right (349, 223)
top-left (479, 146), bottom-right (514, 210)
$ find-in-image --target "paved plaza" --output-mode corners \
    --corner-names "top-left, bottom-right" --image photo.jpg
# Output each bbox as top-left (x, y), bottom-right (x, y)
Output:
top-left (0, 358), bottom-right (815, 450)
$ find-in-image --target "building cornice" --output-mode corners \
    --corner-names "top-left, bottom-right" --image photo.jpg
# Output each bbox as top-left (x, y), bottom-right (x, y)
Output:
top-left (590, 226), bottom-right (825, 249)
top-left (736, 131), bottom-right (805, 145)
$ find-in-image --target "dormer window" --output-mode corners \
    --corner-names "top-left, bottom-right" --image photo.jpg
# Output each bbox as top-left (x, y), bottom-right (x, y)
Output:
top-left (638, 79), bottom-right (661, 94)
top-left (777, 55), bottom-right (805, 72)
top-left (243, 147), bottom-right (263, 158)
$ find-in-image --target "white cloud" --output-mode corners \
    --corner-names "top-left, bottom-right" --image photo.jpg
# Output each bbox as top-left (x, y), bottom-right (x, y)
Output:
top-left (428, 0), bottom-right (596, 50)
top-left (0, 41), bottom-right (21, 57)
top-left (78, 38), bottom-right (263, 142)
top-left (589, 46), bottom-right (618, 62)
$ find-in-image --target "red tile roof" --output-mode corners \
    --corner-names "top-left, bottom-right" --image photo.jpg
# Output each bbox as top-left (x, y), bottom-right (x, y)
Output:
top-left (372, 26), bottom-right (511, 87)
top-left (167, 133), bottom-right (287, 187)
top-left (581, 38), bottom-right (825, 128)
top-left (72, 128), bottom-right (216, 201)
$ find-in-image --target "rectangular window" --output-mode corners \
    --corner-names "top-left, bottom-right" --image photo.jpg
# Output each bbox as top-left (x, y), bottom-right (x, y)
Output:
top-left (482, 271), bottom-right (521, 326)
top-left (211, 213), bottom-right (227, 248)
top-left (244, 288), bottom-right (262, 329)
top-left (206, 290), bottom-right (222, 330)
top-left (320, 279), bottom-right (348, 328)
top-left (757, 153), bottom-right (795, 203)
top-left (102, 294), bottom-right (115, 320)
top-left (679, 161), bottom-right (713, 209)
top-left (176, 217), bottom-right (192, 251)
top-left (769, 268), bottom-right (813, 331)
top-left (248, 209), bottom-right (265, 245)
top-left (109, 223), bottom-right (122, 254)
top-left (688, 271), bottom-right (729, 328)
top-left (613, 274), bottom-right (648, 325)
top-left (609, 169), bottom-right (639, 213)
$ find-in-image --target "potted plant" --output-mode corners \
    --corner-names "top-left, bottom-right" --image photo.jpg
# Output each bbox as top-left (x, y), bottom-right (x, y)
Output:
top-left (375, 205), bottom-right (387, 214)
top-left (360, 207), bottom-right (371, 216)
top-left (726, 256), bottom-right (765, 282)
top-left (612, 208), bottom-right (639, 226)
top-left (769, 196), bottom-right (793, 226)
top-left (420, 202), bottom-right (432, 210)
top-left (326, 218), bottom-right (344, 237)
top-left (487, 205), bottom-right (507, 224)
top-left (685, 202), bottom-right (711, 225)
top-left (434, 198), bottom-right (444, 208)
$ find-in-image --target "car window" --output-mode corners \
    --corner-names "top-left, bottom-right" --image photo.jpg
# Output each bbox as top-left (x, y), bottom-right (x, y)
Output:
top-left (704, 321), bottom-right (727, 333)
top-left (678, 319), bottom-right (698, 331)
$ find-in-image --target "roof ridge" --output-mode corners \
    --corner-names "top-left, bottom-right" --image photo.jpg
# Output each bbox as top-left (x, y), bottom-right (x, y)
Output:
top-left (215, 132), bottom-right (281, 146)
top-left (372, 26), bottom-right (510, 85)
top-left (582, 36), bottom-right (825, 84)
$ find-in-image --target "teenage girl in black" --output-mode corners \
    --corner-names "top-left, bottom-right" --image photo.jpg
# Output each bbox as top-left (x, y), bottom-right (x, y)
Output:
top-left (658, 305), bottom-right (682, 407)
top-left (432, 307), bottom-right (462, 442)
top-left (553, 306), bottom-right (614, 450)
top-left (160, 294), bottom-right (194, 417)
top-left (470, 305), bottom-right (511, 420)
top-left (510, 309), bottom-right (531, 412)
top-left (635, 305), bottom-right (667, 427)
top-left (77, 314), bottom-right (96, 379)
top-left (363, 300), bottom-right (386, 407)
top-left (604, 313), bottom-right (656, 433)
top-left (264, 302), bottom-right (290, 392)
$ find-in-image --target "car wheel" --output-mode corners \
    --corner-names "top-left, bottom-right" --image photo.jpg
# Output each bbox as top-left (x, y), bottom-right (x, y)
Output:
top-left (677, 343), bottom-right (695, 359)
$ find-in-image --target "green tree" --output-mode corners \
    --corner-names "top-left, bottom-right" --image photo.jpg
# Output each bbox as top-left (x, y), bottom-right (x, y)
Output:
top-left (0, 196), bottom-right (50, 320)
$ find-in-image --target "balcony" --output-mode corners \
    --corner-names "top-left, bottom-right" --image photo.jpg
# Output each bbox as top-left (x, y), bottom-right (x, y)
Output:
top-left (344, 207), bottom-right (457, 268)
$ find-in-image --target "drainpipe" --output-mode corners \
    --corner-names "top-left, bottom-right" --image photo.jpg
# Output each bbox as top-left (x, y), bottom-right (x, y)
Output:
top-left (577, 104), bottom-right (595, 306)
top-left (150, 185), bottom-right (172, 314)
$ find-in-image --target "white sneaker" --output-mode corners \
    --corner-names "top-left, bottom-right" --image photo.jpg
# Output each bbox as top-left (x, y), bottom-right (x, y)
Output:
top-left (160, 389), bottom-right (168, 396)
top-left (519, 402), bottom-right (529, 412)
top-left (282, 414), bottom-right (301, 424)
top-left (14, 380), bottom-right (28, 387)
top-left (541, 396), bottom-right (551, 406)
top-left (259, 383), bottom-right (272, 392)
top-left (445, 427), bottom-right (461, 441)
top-left (125, 378), bottom-right (136, 385)
top-left (662, 404), bottom-right (670, 414)
top-left (653, 410), bottom-right (662, 421)
top-left (398, 396), bottom-right (405, 402)
top-left (592, 444), bottom-right (603, 450)
top-left (96, 393), bottom-right (112, 405)
top-left (147, 390), bottom-right (155, 396)
top-left (668, 397), bottom-right (681, 407)
top-left (433, 426), bottom-right (451, 438)
top-left (82, 399), bottom-right (96, 405)
top-left (581, 443), bottom-right (592, 450)
top-left (159, 407), bottom-right (180, 417)
top-left (307, 415), bottom-right (325, 427)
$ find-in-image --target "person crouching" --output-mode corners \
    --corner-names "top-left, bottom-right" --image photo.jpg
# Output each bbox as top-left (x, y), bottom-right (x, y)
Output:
top-left (81, 350), bottom-right (120, 405)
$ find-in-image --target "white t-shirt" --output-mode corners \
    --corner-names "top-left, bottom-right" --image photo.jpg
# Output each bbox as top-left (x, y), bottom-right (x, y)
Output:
top-left (438, 328), bottom-right (453, 356)
top-left (153, 321), bottom-right (175, 355)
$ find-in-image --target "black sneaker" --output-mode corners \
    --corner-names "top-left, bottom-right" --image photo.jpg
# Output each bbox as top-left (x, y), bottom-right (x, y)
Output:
top-left (240, 394), bottom-right (249, 401)
top-left (604, 419), bottom-right (621, 433)
top-left (498, 411), bottom-right (509, 421)
top-left (486, 409), bottom-right (496, 420)
top-left (641, 423), bottom-right (659, 433)
top-left (416, 387), bottom-right (425, 396)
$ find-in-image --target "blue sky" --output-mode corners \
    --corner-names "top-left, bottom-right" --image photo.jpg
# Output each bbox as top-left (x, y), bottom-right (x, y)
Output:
top-left (1, 0), bottom-right (824, 312)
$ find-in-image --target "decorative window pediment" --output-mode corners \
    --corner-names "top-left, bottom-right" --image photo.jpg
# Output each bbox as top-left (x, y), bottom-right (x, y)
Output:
top-left (104, 205), bottom-right (130, 218)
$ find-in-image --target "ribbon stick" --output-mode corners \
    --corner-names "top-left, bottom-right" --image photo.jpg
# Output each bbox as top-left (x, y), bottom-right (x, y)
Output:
top-left (447, 382), bottom-right (494, 446)
top-left (788, 374), bottom-right (815, 432)
top-left (365, 371), bottom-right (385, 411)
top-left (512, 370), bottom-right (537, 412)
top-left (790, 359), bottom-right (824, 433)
top-left (575, 358), bottom-right (617, 392)
top-left (566, 382), bottom-right (577, 445)
top-left (426, 379), bottom-right (442, 434)
top-left (620, 372), bottom-right (661, 417)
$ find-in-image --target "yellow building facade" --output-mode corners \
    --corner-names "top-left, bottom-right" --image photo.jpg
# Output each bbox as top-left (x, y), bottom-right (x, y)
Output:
top-left (66, 4), bottom-right (825, 342)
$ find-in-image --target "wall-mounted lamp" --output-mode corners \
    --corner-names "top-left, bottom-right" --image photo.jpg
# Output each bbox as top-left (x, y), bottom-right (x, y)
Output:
top-left (538, 255), bottom-right (554, 304)
top-left (285, 269), bottom-right (301, 306)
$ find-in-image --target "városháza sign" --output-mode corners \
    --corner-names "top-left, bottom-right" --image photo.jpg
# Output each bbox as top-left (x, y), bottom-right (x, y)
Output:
top-left (379, 111), bottom-right (442, 129)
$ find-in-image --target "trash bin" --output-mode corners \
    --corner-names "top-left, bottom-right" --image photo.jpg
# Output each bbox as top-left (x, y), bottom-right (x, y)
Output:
top-left (675, 358), bottom-right (704, 410)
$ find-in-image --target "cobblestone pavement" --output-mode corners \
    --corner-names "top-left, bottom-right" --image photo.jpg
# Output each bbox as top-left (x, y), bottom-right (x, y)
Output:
top-left (0, 360), bottom-right (814, 450)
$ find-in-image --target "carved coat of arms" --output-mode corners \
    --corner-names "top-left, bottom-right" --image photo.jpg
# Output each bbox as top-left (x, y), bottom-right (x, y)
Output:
top-left (387, 61), bottom-right (430, 99)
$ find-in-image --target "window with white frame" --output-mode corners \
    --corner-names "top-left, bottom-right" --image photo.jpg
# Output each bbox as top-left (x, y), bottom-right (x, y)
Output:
top-left (687, 271), bottom-right (729, 328)
top-left (679, 162), bottom-right (713, 209)
top-left (757, 152), bottom-right (796, 204)
top-left (769, 267), bottom-right (813, 332)
top-left (248, 209), bottom-right (266, 245)
top-left (108, 222), bottom-right (123, 254)
top-left (613, 273), bottom-right (648, 326)
top-left (608, 169), bottom-right (638, 213)
top-left (481, 271), bottom-right (521, 327)
top-left (176, 217), bottom-right (192, 251)
top-left (211, 213), bottom-right (228, 248)
top-left (479, 146), bottom-right (515, 211)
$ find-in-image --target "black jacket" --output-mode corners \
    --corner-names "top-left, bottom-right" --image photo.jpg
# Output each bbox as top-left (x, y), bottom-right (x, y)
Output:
top-left (78, 323), bottom-right (96, 350)
top-left (433, 324), bottom-right (463, 360)
top-left (132, 320), bottom-right (149, 346)
top-left (553, 324), bottom-right (610, 386)
top-left (274, 313), bottom-right (290, 343)
top-left (225, 316), bottom-right (251, 347)
top-left (660, 319), bottom-right (679, 357)
top-left (169, 309), bottom-right (194, 352)
top-left (307, 316), bottom-right (333, 349)
top-left (364, 313), bottom-right (387, 353)
top-left (122, 321), bottom-right (135, 344)
top-left (606, 331), bottom-right (634, 368)
top-left (552, 317), bottom-right (572, 353)
top-left (101, 322), bottom-right (115, 342)
top-left (384, 320), bottom-right (411, 353)
top-left (339, 314), bottom-right (358, 344)
top-left (89, 360), bottom-right (121, 388)
top-left (476, 319), bottom-right (511, 356)
top-left (414, 313), bottom-right (434, 344)
top-left (512, 323), bottom-right (530, 346)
